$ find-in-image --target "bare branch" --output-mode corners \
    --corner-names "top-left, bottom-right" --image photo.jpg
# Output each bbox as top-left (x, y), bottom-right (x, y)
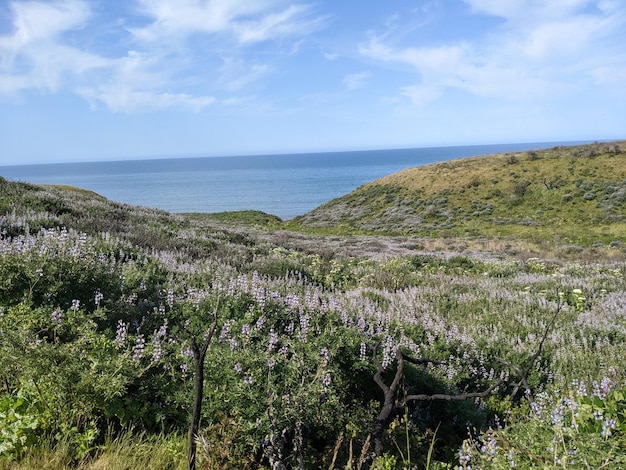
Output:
top-left (402, 379), bottom-right (504, 406)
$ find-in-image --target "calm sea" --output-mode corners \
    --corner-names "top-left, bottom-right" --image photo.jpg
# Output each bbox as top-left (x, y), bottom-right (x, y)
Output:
top-left (0, 142), bottom-right (584, 220)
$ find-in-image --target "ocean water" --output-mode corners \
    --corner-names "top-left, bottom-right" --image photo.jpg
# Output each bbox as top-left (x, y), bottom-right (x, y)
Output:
top-left (1, 142), bottom-right (583, 220)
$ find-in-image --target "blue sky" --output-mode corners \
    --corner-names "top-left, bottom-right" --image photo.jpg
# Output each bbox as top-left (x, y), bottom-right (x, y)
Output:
top-left (1, 0), bottom-right (625, 165)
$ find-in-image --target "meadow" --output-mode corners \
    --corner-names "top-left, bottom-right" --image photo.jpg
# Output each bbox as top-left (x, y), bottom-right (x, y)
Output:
top-left (1, 148), bottom-right (625, 470)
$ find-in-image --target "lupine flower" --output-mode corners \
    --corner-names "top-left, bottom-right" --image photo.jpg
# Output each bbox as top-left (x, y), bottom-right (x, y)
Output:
top-left (71, 299), bottom-right (80, 312)
top-left (233, 363), bottom-right (242, 373)
top-left (151, 322), bottom-right (167, 363)
top-left (508, 449), bottom-right (517, 468)
top-left (51, 309), bottom-right (63, 324)
top-left (458, 440), bottom-right (472, 469)
top-left (320, 347), bottom-right (330, 363)
top-left (299, 314), bottom-right (310, 337)
top-left (132, 335), bottom-right (145, 362)
top-left (152, 338), bottom-right (162, 363)
top-left (94, 290), bottom-right (103, 307)
top-left (480, 434), bottom-right (498, 457)
top-left (115, 320), bottom-right (128, 347)
top-left (268, 329), bottom-right (278, 351)
top-left (219, 320), bottom-right (233, 343)
top-left (322, 372), bottom-right (331, 387)
top-left (601, 418), bottom-right (617, 437)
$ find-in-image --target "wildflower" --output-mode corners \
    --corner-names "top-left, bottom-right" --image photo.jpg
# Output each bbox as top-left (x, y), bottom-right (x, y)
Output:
top-left (132, 335), bottom-right (146, 362)
top-left (180, 346), bottom-right (193, 359)
top-left (268, 329), bottom-right (278, 351)
top-left (359, 342), bottom-right (367, 361)
top-left (267, 358), bottom-right (276, 370)
top-left (151, 322), bottom-right (167, 363)
top-left (550, 405), bottom-right (564, 426)
top-left (299, 314), bottom-right (310, 339)
top-left (320, 347), bottom-right (330, 363)
top-left (152, 339), bottom-right (162, 362)
top-left (243, 374), bottom-right (253, 385)
top-left (458, 440), bottom-right (472, 469)
top-left (480, 432), bottom-right (498, 457)
top-left (233, 363), bottom-right (242, 373)
top-left (115, 320), bottom-right (128, 347)
top-left (51, 309), bottom-right (63, 324)
top-left (219, 320), bottom-right (232, 342)
top-left (94, 290), bottom-right (103, 307)
top-left (71, 299), bottom-right (80, 312)
top-left (322, 372), bottom-right (332, 387)
top-left (601, 418), bottom-right (617, 437)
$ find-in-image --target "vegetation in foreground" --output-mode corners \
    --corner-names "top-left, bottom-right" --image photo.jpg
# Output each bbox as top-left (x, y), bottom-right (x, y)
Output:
top-left (1, 143), bottom-right (626, 470)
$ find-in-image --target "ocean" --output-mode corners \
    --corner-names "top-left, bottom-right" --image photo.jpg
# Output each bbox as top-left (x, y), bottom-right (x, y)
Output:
top-left (0, 142), bottom-right (584, 220)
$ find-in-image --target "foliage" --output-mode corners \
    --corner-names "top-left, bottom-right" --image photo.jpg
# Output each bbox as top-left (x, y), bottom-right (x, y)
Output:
top-left (1, 159), bottom-right (626, 468)
top-left (462, 373), bottom-right (626, 469)
top-left (295, 141), bottom-right (626, 246)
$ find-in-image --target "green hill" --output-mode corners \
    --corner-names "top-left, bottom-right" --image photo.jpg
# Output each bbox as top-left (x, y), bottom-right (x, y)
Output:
top-left (295, 141), bottom-right (626, 246)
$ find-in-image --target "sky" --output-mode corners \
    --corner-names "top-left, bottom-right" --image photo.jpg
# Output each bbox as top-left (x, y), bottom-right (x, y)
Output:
top-left (0, 0), bottom-right (625, 165)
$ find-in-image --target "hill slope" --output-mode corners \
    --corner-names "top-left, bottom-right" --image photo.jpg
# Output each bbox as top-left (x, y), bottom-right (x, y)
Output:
top-left (295, 141), bottom-right (626, 245)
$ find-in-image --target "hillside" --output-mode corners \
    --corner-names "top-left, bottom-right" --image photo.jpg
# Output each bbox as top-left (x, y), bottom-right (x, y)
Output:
top-left (295, 141), bottom-right (626, 246)
top-left (2, 153), bottom-right (626, 469)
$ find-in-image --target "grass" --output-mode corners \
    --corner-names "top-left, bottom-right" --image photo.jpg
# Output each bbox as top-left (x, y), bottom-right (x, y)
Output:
top-left (294, 141), bottom-right (626, 246)
top-left (0, 431), bottom-right (187, 470)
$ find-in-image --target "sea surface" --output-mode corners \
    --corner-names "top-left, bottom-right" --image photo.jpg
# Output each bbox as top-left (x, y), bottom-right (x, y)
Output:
top-left (0, 142), bottom-right (584, 220)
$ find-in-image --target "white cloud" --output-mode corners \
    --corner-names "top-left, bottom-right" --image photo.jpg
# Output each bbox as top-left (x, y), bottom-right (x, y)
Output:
top-left (462, 0), bottom-right (593, 22)
top-left (76, 50), bottom-right (215, 112)
top-left (234, 4), bottom-right (323, 44)
top-left (343, 71), bottom-right (371, 90)
top-left (401, 84), bottom-right (442, 106)
top-left (217, 57), bottom-right (271, 92)
top-left (360, 0), bottom-right (626, 107)
top-left (78, 87), bottom-right (215, 113)
top-left (0, 0), bottom-right (110, 94)
top-left (132, 0), bottom-right (326, 45)
top-left (0, 0), bottom-right (326, 112)
top-left (5, 0), bottom-right (90, 44)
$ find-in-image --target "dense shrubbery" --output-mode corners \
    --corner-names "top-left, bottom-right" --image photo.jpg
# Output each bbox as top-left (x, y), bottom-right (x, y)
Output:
top-left (1, 179), bottom-right (626, 469)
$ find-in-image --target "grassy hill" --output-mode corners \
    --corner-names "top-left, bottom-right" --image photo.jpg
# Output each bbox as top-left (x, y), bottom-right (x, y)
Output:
top-left (2, 148), bottom-right (626, 469)
top-left (294, 141), bottom-right (626, 247)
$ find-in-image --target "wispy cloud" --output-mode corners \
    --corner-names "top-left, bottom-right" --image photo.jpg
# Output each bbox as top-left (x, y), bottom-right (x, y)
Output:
top-left (217, 57), bottom-right (271, 92)
top-left (0, 0), bottom-right (109, 94)
top-left (0, 0), bottom-right (327, 112)
top-left (343, 71), bottom-right (371, 90)
top-left (360, 0), bottom-right (626, 107)
top-left (76, 50), bottom-right (215, 112)
top-left (130, 0), bottom-right (326, 45)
